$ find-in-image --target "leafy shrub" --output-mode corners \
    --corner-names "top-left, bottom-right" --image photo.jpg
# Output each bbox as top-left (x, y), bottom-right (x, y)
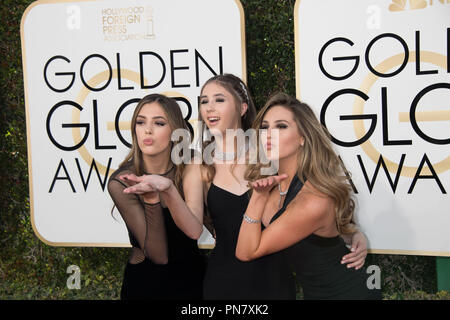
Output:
top-left (0, 0), bottom-right (446, 299)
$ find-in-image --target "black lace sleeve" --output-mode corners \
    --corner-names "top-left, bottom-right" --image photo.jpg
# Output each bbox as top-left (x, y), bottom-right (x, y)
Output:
top-left (108, 173), bottom-right (168, 265)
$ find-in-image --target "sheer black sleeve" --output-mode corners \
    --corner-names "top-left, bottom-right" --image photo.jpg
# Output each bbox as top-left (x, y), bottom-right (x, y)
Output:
top-left (108, 173), bottom-right (168, 265)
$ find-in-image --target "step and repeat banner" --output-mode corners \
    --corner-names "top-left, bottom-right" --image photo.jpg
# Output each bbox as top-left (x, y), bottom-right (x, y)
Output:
top-left (295, 0), bottom-right (449, 255)
top-left (21, 0), bottom-right (246, 247)
top-left (22, 0), bottom-right (449, 256)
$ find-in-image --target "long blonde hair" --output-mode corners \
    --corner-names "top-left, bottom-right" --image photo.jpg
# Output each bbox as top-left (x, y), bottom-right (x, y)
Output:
top-left (245, 92), bottom-right (356, 235)
top-left (119, 93), bottom-right (191, 193)
top-left (197, 74), bottom-right (256, 182)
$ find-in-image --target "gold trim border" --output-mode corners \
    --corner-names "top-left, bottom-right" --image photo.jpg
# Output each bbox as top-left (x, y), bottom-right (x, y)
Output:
top-left (21, 0), bottom-right (245, 248)
top-left (368, 249), bottom-right (450, 257)
top-left (294, 0), bottom-right (302, 100)
top-left (234, 0), bottom-right (247, 84)
top-left (293, 0), bottom-right (450, 257)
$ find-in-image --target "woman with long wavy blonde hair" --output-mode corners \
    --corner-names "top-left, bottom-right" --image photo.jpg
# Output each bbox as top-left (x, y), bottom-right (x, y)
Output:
top-left (236, 92), bottom-right (381, 299)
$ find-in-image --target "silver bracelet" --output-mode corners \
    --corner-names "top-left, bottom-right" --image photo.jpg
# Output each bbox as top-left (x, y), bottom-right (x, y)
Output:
top-left (243, 213), bottom-right (261, 224)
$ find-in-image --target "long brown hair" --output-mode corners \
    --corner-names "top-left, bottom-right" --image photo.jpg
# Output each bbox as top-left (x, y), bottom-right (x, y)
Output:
top-left (245, 92), bottom-right (356, 235)
top-left (197, 74), bottom-right (257, 182)
top-left (119, 93), bottom-right (191, 193)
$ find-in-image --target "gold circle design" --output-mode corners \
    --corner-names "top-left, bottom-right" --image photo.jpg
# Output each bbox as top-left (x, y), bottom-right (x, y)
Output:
top-left (73, 69), bottom-right (143, 176)
top-left (72, 71), bottom-right (194, 176)
top-left (353, 51), bottom-right (449, 177)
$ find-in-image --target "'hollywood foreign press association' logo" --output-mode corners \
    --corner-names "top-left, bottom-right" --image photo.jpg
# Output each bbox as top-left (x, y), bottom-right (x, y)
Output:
top-left (101, 5), bottom-right (155, 42)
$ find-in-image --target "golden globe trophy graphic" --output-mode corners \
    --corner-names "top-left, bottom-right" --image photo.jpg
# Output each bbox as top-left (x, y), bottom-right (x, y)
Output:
top-left (145, 6), bottom-right (155, 39)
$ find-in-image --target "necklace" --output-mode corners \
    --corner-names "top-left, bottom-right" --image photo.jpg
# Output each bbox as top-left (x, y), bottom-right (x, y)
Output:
top-left (213, 142), bottom-right (249, 161)
top-left (278, 183), bottom-right (288, 208)
top-left (213, 149), bottom-right (235, 161)
top-left (144, 165), bottom-right (174, 176)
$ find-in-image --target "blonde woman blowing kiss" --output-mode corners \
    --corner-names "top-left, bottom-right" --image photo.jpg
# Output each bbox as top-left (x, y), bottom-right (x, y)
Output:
top-left (236, 93), bottom-right (381, 300)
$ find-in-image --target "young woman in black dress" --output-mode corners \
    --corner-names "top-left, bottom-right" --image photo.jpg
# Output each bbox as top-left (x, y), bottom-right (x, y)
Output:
top-left (123, 75), bottom-right (290, 299)
top-left (236, 93), bottom-right (381, 299)
top-left (124, 75), bottom-right (369, 299)
top-left (107, 94), bottom-right (205, 300)
top-left (196, 74), bottom-right (295, 299)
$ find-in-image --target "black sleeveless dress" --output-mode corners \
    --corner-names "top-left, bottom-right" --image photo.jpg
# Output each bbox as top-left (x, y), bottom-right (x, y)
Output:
top-left (202, 183), bottom-right (295, 300)
top-left (270, 175), bottom-right (382, 300)
top-left (108, 165), bottom-right (205, 300)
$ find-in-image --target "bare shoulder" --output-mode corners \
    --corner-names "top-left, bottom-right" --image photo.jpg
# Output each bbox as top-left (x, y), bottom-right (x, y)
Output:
top-left (199, 164), bottom-right (211, 184)
top-left (183, 162), bottom-right (202, 178)
top-left (289, 181), bottom-right (334, 218)
top-left (182, 164), bottom-right (205, 197)
top-left (183, 163), bottom-right (210, 196)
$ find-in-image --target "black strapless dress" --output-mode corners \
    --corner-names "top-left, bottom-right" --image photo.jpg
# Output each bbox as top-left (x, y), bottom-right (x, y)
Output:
top-left (202, 183), bottom-right (295, 300)
top-left (270, 175), bottom-right (382, 300)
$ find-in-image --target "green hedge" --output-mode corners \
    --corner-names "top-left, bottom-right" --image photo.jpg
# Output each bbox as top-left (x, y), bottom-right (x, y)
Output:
top-left (0, 0), bottom-right (447, 300)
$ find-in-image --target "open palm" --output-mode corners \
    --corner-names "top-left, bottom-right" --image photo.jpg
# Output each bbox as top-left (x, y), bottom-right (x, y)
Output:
top-left (251, 174), bottom-right (288, 194)
top-left (120, 174), bottom-right (172, 195)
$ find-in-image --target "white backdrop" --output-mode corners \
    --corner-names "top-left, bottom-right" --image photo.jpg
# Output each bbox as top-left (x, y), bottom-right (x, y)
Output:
top-left (295, 0), bottom-right (450, 256)
top-left (21, 0), bottom-right (246, 247)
